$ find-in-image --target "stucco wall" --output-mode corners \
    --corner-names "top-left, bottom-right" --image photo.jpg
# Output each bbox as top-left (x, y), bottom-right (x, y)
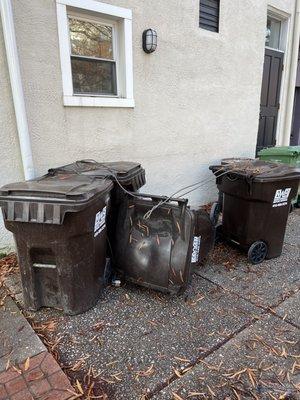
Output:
top-left (0, 0), bottom-right (296, 248)
top-left (0, 19), bottom-right (23, 250)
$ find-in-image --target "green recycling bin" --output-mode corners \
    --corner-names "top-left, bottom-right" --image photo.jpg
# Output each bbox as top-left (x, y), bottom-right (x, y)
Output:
top-left (258, 146), bottom-right (300, 207)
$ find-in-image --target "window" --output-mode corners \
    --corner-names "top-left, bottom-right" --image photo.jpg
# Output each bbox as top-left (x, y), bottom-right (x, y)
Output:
top-left (199, 0), bottom-right (220, 33)
top-left (69, 17), bottom-right (117, 95)
top-left (265, 16), bottom-right (281, 49)
top-left (56, 0), bottom-right (134, 107)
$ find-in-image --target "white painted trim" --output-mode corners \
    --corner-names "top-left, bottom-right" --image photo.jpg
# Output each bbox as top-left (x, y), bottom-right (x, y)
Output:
top-left (265, 46), bottom-right (285, 53)
top-left (123, 18), bottom-right (133, 99)
top-left (282, 0), bottom-right (300, 145)
top-left (267, 5), bottom-right (290, 21)
top-left (0, 0), bottom-right (35, 180)
top-left (56, 3), bottom-right (73, 96)
top-left (55, 0), bottom-right (134, 108)
top-left (57, 0), bottom-right (132, 20)
top-left (64, 95), bottom-right (135, 107)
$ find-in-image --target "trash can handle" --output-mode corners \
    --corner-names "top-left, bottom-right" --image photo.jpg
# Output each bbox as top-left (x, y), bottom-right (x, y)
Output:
top-left (136, 193), bottom-right (188, 206)
top-left (226, 173), bottom-right (239, 182)
top-left (77, 159), bottom-right (98, 163)
top-left (135, 193), bottom-right (187, 240)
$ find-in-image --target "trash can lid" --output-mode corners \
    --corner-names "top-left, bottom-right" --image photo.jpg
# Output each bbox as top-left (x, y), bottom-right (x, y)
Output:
top-left (48, 161), bottom-right (143, 182)
top-left (221, 157), bottom-right (254, 165)
top-left (210, 160), bottom-right (300, 183)
top-left (0, 174), bottom-right (113, 204)
top-left (258, 146), bottom-right (300, 157)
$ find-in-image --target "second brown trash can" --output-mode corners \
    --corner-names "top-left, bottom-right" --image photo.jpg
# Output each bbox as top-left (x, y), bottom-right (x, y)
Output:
top-left (210, 160), bottom-right (300, 264)
top-left (48, 161), bottom-right (146, 256)
top-left (0, 174), bottom-right (113, 315)
top-left (114, 193), bottom-right (195, 294)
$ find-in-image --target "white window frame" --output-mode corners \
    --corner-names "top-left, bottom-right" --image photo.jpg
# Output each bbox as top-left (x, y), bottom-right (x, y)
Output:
top-left (56, 0), bottom-right (134, 108)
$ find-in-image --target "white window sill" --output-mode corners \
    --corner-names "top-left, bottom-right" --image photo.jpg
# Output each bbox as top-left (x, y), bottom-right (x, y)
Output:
top-left (63, 96), bottom-right (135, 108)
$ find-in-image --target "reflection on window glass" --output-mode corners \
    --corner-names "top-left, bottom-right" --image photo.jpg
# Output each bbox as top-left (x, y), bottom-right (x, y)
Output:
top-left (265, 17), bottom-right (281, 49)
top-left (68, 16), bottom-right (117, 96)
top-left (71, 58), bottom-right (117, 95)
top-left (69, 18), bottom-right (113, 60)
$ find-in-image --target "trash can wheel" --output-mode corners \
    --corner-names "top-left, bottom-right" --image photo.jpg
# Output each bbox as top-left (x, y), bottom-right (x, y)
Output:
top-left (248, 241), bottom-right (268, 264)
top-left (210, 202), bottom-right (221, 226)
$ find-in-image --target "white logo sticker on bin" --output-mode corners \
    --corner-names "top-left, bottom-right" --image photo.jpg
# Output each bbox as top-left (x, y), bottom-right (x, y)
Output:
top-left (94, 206), bottom-right (107, 237)
top-left (272, 188), bottom-right (291, 208)
top-left (191, 236), bottom-right (201, 263)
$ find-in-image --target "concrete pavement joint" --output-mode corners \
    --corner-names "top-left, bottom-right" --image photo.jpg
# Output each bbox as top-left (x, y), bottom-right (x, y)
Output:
top-left (147, 275), bottom-right (300, 399)
top-left (197, 272), bottom-right (300, 331)
top-left (146, 315), bottom-right (263, 399)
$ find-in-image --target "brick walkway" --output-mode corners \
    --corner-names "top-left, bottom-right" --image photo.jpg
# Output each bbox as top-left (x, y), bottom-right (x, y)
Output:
top-left (0, 351), bottom-right (75, 400)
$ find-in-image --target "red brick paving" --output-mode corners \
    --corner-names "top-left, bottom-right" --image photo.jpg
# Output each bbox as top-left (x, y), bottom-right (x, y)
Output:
top-left (0, 351), bottom-right (75, 400)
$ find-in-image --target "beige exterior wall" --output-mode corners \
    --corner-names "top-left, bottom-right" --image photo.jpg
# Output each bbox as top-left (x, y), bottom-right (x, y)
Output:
top-left (0, 0), bottom-right (297, 248)
top-left (0, 18), bottom-right (23, 250)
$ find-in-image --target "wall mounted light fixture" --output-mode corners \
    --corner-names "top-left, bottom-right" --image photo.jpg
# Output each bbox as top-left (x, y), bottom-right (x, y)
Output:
top-left (142, 29), bottom-right (157, 53)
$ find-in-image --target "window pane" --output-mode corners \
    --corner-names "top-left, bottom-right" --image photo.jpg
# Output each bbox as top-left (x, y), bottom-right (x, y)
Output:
top-left (265, 17), bottom-right (281, 49)
top-left (71, 57), bottom-right (117, 95)
top-left (69, 18), bottom-right (113, 59)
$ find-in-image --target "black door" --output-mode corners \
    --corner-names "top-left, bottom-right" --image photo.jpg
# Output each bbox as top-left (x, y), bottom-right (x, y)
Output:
top-left (256, 48), bottom-right (284, 154)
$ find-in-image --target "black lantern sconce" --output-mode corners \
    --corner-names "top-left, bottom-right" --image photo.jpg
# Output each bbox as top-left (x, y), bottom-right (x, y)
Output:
top-left (142, 29), bottom-right (157, 53)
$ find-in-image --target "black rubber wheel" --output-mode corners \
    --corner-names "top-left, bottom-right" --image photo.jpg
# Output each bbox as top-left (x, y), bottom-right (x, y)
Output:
top-left (210, 202), bottom-right (221, 226)
top-left (248, 241), bottom-right (268, 264)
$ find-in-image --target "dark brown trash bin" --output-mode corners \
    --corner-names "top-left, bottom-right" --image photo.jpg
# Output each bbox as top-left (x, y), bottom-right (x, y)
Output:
top-left (211, 158), bottom-right (255, 220)
top-left (48, 161), bottom-right (146, 256)
top-left (210, 160), bottom-right (300, 264)
top-left (114, 193), bottom-right (195, 294)
top-left (48, 160), bottom-right (145, 192)
top-left (0, 174), bottom-right (113, 315)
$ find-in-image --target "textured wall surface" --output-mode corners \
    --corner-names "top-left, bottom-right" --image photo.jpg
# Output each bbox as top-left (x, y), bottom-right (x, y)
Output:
top-left (0, 19), bottom-right (23, 250)
top-left (0, 0), bottom-right (296, 247)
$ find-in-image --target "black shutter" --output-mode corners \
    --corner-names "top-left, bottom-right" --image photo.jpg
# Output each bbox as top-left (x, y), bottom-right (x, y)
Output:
top-left (199, 0), bottom-right (220, 32)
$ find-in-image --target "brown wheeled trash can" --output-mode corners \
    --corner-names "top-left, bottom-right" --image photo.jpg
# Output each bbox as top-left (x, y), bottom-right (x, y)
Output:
top-left (0, 174), bottom-right (113, 315)
top-left (210, 160), bottom-right (300, 264)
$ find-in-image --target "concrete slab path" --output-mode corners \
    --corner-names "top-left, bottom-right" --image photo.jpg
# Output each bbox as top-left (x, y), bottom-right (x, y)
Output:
top-left (2, 210), bottom-right (300, 399)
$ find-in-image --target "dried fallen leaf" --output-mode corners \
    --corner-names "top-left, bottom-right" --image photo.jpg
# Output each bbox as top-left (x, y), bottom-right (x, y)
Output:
top-left (225, 368), bottom-right (247, 379)
top-left (187, 392), bottom-right (206, 398)
top-left (76, 379), bottom-right (84, 394)
top-left (92, 321), bottom-right (105, 332)
top-left (232, 387), bottom-right (241, 400)
top-left (67, 388), bottom-right (83, 399)
top-left (172, 392), bottom-right (184, 400)
top-left (24, 357), bottom-right (30, 371)
top-left (247, 368), bottom-right (256, 388)
top-left (135, 364), bottom-right (154, 380)
top-left (280, 346), bottom-right (288, 358)
top-left (207, 385), bottom-right (216, 397)
top-left (173, 368), bottom-right (182, 378)
top-left (12, 365), bottom-right (22, 374)
top-left (181, 366), bottom-right (193, 374)
top-left (174, 356), bottom-right (190, 363)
